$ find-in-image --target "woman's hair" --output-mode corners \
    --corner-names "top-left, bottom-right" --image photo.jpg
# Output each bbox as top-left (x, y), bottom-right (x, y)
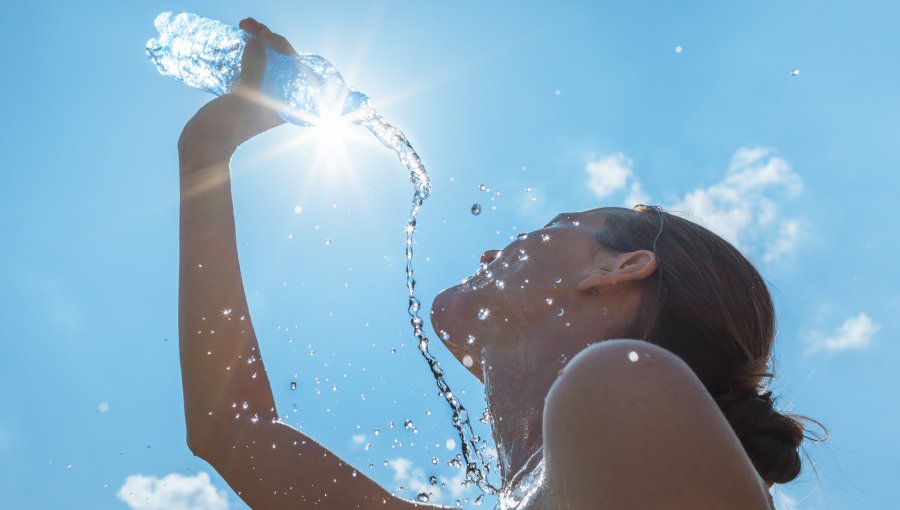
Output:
top-left (596, 205), bottom-right (822, 486)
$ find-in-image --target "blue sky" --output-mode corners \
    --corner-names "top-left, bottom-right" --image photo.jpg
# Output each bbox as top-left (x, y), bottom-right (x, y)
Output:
top-left (1, 1), bottom-right (898, 508)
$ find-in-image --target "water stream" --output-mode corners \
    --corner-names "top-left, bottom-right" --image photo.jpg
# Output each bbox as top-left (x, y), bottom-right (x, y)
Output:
top-left (357, 105), bottom-right (501, 496)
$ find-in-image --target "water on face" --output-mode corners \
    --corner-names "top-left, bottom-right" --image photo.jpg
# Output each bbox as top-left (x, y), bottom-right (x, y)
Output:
top-left (354, 105), bottom-right (500, 495)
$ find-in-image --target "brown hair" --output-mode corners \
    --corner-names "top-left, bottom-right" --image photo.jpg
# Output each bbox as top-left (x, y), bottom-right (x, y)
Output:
top-left (596, 205), bottom-right (820, 486)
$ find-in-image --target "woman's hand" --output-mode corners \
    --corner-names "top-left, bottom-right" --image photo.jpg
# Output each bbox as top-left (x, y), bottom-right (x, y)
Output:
top-left (178, 18), bottom-right (298, 155)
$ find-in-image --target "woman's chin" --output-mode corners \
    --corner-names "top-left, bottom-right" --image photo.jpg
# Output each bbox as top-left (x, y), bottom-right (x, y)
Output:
top-left (431, 286), bottom-right (477, 344)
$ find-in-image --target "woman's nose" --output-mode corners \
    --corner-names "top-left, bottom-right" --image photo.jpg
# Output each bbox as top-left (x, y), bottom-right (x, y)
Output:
top-left (480, 250), bottom-right (501, 265)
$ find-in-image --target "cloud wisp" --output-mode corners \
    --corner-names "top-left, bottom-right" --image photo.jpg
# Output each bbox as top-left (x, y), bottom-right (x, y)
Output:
top-left (584, 147), bottom-right (804, 264)
top-left (386, 457), bottom-right (475, 506)
top-left (770, 486), bottom-right (800, 510)
top-left (805, 312), bottom-right (879, 355)
top-left (117, 471), bottom-right (229, 510)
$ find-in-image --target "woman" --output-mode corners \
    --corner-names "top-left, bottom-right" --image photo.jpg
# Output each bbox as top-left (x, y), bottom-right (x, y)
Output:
top-left (176, 18), bottom-right (812, 509)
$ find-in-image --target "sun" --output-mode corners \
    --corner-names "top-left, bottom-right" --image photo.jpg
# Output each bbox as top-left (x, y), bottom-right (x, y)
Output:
top-left (308, 105), bottom-right (353, 155)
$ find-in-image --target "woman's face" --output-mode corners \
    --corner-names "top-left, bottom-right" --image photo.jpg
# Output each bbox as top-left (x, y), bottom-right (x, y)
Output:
top-left (431, 208), bottom-right (620, 378)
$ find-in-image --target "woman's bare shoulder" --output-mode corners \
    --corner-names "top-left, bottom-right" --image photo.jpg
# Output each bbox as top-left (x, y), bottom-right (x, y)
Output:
top-left (540, 339), bottom-right (772, 509)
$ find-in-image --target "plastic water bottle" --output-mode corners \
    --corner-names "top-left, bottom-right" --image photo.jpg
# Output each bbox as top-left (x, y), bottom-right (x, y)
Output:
top-left (146, 12), bottom-right (368, 126)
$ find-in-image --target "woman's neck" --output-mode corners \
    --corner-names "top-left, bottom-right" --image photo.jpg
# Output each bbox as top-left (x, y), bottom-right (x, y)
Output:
top-left (483, 349), bottom-right (557, 482)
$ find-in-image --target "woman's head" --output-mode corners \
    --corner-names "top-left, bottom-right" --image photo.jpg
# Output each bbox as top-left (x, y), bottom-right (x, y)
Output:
top-left (597, 205), bottom-right (809, 485)
top-left (431, 205), bottom-right (813, 486)
top-left (430, 207), bottom-right (657, 379)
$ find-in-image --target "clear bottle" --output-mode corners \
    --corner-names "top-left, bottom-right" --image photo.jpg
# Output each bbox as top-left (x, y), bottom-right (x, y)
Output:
top-left (146, 12), bottom-right (368, 126)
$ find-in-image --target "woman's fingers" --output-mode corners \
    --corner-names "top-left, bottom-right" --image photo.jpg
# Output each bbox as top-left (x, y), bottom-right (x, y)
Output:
top-left (237, 38), bottom-right (266, 90)
top-left (258, 24), bottom-right (296, 55)
top-left (238, 17), bottom-right (262, 34)
top-left (239, 17), bottom-right (296, 55)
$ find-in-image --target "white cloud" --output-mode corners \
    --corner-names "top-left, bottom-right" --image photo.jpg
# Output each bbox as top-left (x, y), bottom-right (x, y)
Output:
top-left (385, 457), bottom-right (479, 505)
top-left (763, 219), bottom-right (802, 264)
top-left (669, 148), bottom-right (802, 261)
top-left (585, 147), bottom-right (805, 263)
top-left (806, 312), bottom-right (879, 355)
top-left (586, 153), bottom-right (634, 200)
top-left (387, 458), bottom-right (440, 503)
top-left (117, 471), bottom-right (228, 510)
top-left (439, 468), bottom-right (471, 501)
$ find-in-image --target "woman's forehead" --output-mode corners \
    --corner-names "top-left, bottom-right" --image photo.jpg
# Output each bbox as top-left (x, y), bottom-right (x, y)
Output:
top-left (544, 207), bottom-right (627, 227)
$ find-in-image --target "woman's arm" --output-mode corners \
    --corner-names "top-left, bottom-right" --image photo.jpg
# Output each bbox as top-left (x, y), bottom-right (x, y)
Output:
top-left (176, 18), bottom-right (445, 509)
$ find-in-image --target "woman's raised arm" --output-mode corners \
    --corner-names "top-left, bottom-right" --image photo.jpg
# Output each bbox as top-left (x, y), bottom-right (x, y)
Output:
top-left (176, 18), bottom-right (445, 509)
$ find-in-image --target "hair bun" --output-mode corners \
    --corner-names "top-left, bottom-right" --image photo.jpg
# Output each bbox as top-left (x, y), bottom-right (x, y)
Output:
top-left (722, 392), bottom-right (804, 485)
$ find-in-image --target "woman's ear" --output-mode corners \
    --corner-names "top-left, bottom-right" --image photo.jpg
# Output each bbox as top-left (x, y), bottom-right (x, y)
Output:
top-left (576, 250), bottom-right (657, 292)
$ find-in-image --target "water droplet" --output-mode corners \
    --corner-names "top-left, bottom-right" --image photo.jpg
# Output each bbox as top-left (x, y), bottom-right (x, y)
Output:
top-left (495, 280), bottom-right (505, 289)
top-left (429, 475), bottom-right (438, 485)
top-left (471, 204), bottom-right (482, 215)
top-left (404, 419), bottom-right (414, 429)
top-left (462, 355), bottom-right (474, 368)
top-left (416, 492), bottom-right (430, 502)
top-left (466, 334), bottom-right (476, 345)
top-left (477, 309), bottom-right (490, 320)
top-left (516, 233), bottom-right (528, 240)
top-left (246, 355), bottom-right (257, 364)
top-left (559, 354), bottom-right (567, 364)
top-left (374, 428), bottom-right (380, 436)
top-left (628, 351), bottom-right (640, 362)
top-left (525, 186), bottom-right (533, 192)
top-left (556, 308), bottom-right (565, 317)
top-left (222, 308), bottom-right (232, 316)
top-left (448, 458), bottom-right (462, 468)
top-left (541, 233), bottom-right (550, 242)
top-left (478, 184), bottom-right (489, 192)
top-left (432, 456), bottom-right (440, 464)
top-left (545, 297), bottom-right (553, 305)
top-left (250, 413), bottom-right (259, 423)
top-left (324, 239), bottom-right (332, 246)
top-left (294, 205), bottom-right (302, 214)
top-left (674, 45), bottom-right (683, 53)
top-left (242, 402), bottom-right (249, 410)
top-left (554, 277), bottom-right (562, 284)
top-left (790, 69), bottom-right (800, 76)
top-left (475, 494), bottom-right (484, 505)
top-left (331, 384), bottom-right (337, 392)
top-left (439, 330), bottom-right (450, 341)
top-left (573, 221), bottom-right (580, 226)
